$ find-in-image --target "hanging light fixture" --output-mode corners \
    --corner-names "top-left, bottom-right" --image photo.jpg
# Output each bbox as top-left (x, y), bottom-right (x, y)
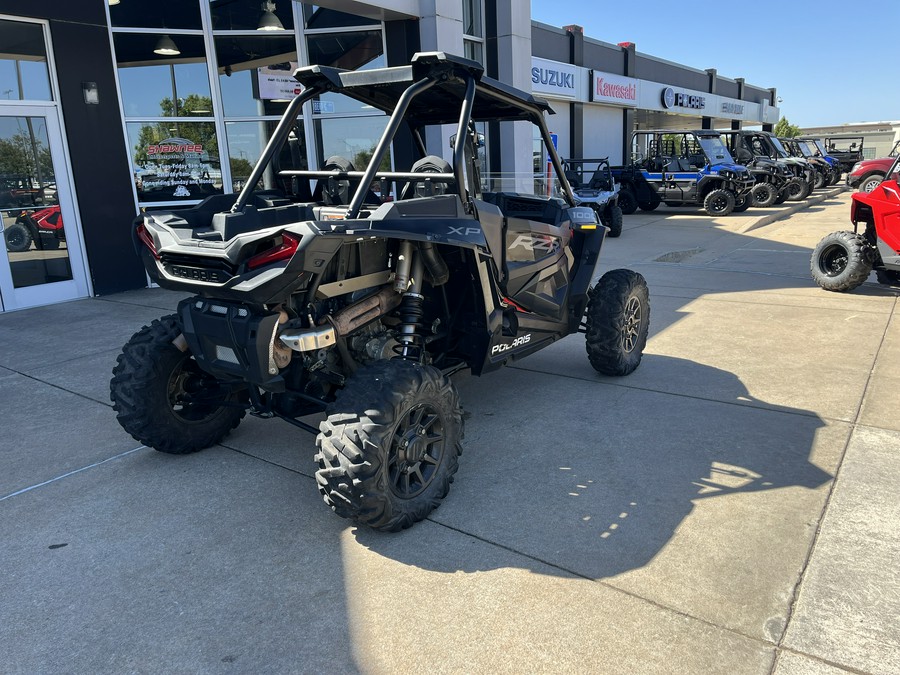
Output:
top-left (153, 35), bottom-right (181, 56)
top-left (257, 1), bottom-right (284, 31)
top-left (109, 0), bottom-right (121, 5)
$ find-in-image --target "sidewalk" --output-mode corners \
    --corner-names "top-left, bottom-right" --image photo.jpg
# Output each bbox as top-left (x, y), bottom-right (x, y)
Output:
top-left (1, 191), bottom-right (898, 674)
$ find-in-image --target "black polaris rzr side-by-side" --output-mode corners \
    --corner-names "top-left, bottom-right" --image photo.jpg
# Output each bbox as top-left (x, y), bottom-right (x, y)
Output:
top-left (110, 53), bottom-right (650, 532)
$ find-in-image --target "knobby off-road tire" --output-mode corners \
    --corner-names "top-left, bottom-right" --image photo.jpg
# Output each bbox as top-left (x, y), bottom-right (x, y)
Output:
top-left (315, 360), bottom-right (463, 532)
top-left (110, 315), bottom-right (246, 454)
top-left (601, 204), bottom-right (623, 238)
top-left (585, 269), bottom-right (650, 376)
top-left (751, 182), bottom-right (777, 208)
top-left (703, 188), bottom-right (735, 216)
top-left (812, 171), bottom-right (825, 190)
top-left (638, 194), bottom-right (661, 212)
top-left (733, 193), bottom-right (752, 213)
top-left (617, 187), bottom-right (638, 215)
top-left (786, 178), bottom-right (810, 201)
top-left (810, 231), bottom-right (874, 292)
top-left (774, 189), bottom-right (788, 205)
top-left (4, 222), bottom-right (32, 253)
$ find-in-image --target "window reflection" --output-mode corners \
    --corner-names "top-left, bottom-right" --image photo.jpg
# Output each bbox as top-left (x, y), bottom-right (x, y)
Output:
top-left (127, 122), bottom-right (222, 202)
top-left (214, 34), bottom-right (298, 117)
top-left (118, 60), bottom-right (212, 118)
top-left (303, 5), bottom-right (377, 29)
top-left (226, 119), bottom-right (306, 192)
top-left (210, 0), bottom-right (295, 31)
top-left (0, 20), bottom-right (52, 101)
top-left (0, 116), bottom-right (72, 288)
top-left (313, 116), bottom-right (390, 170)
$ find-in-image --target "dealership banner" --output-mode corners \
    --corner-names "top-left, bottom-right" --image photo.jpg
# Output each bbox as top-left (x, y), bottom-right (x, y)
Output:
top-left (590, 71), bottom-right (639, 107)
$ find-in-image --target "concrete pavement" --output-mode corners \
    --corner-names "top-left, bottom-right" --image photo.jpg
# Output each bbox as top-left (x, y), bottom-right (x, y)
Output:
top-left (1, 189), bottom-right (898, 673)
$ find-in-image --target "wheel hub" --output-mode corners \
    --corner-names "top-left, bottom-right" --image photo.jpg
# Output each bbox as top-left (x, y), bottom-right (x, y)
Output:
top-left (388, 404), bottom-right (444, 499)
top-left (622, 296), bottom-right (642, 352)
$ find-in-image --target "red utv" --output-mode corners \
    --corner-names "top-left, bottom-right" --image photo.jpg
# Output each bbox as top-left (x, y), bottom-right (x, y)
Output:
top-left (3, 204), bottom-right (65, 253)
top-left (811, 156), bottom-right (900, 291)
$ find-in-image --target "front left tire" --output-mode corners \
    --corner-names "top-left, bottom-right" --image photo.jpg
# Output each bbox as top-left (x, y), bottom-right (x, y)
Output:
top-left (810, 231), bottom-right (874, 292)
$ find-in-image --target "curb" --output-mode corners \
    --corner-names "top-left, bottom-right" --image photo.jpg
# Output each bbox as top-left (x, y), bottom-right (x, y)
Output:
top-left (737, 186), bottom-right (848, 234)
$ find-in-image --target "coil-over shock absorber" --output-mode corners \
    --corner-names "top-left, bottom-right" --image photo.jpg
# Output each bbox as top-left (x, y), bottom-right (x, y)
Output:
top-left (393, 241), bottom-right (426, 361)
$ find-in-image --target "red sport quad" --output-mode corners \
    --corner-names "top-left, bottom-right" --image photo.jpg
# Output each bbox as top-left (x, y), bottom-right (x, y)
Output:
top-left (811, 156), bottom-right (900, 291)
top-left (3, 204), bottom-right (65, 253)
top-left (110, 53), bottom-right (651, 532)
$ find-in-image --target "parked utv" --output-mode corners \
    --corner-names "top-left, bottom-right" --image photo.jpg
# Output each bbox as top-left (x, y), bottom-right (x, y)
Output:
top-left (719, 130), bottom-right (793, 208)
top-left (110, 53), bottom-right (650, 532)
top-left (752, 132), bottom-right (814, 201)
top-left (823, 135), bottom-right (864, 174)
top-left (796, 137), bottom-right (842, 185)
top-left (562, 157), bottom-right (623, 237)
top-left (781, 138), bottom-right (832, 190)
top-left (811, 156), bottom-right (900, 291)
top-left (628, 129), bottom-right (754, 216)
top-left (4, 205), bottom-right (65, 253)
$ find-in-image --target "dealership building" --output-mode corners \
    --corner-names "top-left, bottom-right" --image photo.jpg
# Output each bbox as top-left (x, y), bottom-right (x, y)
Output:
top-left (0, 0), bottom-right (779, 312)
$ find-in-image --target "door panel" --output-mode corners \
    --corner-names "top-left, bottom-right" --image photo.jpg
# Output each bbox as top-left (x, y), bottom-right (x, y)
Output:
top-left (0, 108), bottom-right (89, 310)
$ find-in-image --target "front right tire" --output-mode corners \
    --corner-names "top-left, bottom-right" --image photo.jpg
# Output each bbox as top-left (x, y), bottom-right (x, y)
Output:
top-left (859, 174), bottom-right (883, 193)
top-left (703, 188), bottom-right (735, 216)
top-left (810, 231), bottom-right (874, 292)
top-left (617, 187), bottom-right (638, 215)
top-left (585, 269), bottom-right (650, 376)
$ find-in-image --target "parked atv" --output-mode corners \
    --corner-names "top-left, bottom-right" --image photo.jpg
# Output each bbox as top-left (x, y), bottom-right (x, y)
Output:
top-left (628, 129), bottom-right (754, 216)
top-left (719, 130), bottom-right (792, 208)
top-left (811, 156), bottom-right (900, 291)
top-left (754, 133), bottom-right (813, 201)
top-left (4, 205), bottom-right (65, 253)
top-left (110, 53), bottom-right (650, 532)
top-left (562, 157), bottom-right (623, 237)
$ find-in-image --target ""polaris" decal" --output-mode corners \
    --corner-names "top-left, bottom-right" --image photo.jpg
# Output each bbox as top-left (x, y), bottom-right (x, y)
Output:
top-left (491, 334), bottom-right (532, 355)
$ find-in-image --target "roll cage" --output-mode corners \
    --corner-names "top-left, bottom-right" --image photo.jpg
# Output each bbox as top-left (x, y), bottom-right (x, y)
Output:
top-left (231, 51), bottom-right (575, 219)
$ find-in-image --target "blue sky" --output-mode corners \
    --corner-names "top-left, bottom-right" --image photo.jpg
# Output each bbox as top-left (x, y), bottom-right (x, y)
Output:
top-left (530, 0), bottom-right (900, 128)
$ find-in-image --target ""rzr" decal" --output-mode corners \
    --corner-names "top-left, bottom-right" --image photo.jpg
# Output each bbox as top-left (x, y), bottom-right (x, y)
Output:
top-left (509, 234), bottom-right (558, 252)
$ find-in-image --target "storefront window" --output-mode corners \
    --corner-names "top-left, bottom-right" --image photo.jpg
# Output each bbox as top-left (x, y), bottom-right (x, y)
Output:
top-left (126, 121), bottom-right (222, 202)
top-left (313, 116), bottom-right (389, 169)
top-left (117, 61), bottom-right (212, 118)
top-left (214, 34), bottom-right (298, 117)
top-left (109, 0), bottom-right (202, 30)
top-left (303, 6), bottom-right (378, 29)
top-left (307, 31), bottom-right (385, 114)
top-left (210, 0), bottom-right (295, 31)
top-left (225, 119), bottom-right (306, 192)
top-left (0, 20), bottom-right (52, 101)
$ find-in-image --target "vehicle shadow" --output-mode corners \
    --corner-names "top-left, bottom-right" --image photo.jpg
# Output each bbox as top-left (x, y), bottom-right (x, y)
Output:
top-left (352, 354), bottom-right (834, 583)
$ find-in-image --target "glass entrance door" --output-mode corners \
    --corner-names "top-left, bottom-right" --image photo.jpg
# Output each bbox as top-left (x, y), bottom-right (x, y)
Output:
top-left (0, 107), bottom-right (89, 310)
